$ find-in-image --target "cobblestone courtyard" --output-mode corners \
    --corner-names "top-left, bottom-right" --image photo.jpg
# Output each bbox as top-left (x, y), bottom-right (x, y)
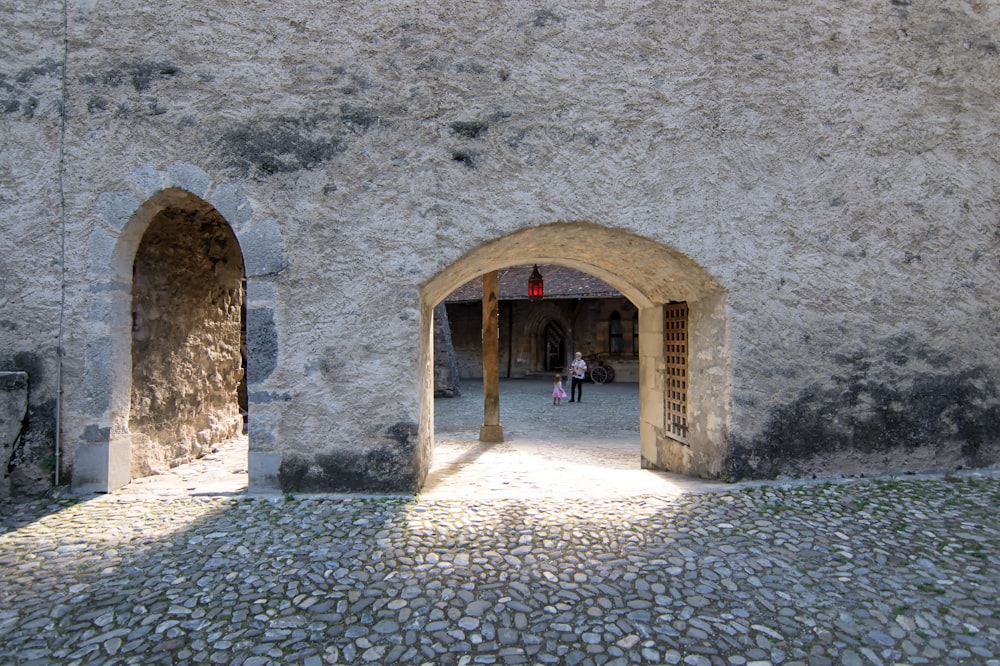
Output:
top-left (1, 380), bottom-right (999, 665)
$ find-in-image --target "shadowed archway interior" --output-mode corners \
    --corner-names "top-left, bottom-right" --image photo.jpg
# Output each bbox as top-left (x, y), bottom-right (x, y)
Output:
top-left (106, 189), bottom-right (248, 484)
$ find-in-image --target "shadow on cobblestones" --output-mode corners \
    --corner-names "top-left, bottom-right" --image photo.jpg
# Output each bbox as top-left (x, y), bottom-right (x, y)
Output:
top-left (1, 476), bottom-right (999, 664)
top-left (3, 379), bottom-right (1000, 664)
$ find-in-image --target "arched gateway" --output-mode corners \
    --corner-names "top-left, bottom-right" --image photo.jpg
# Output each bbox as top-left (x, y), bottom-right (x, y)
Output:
top-left (418, 222), bottom-right (729, 483)
top-left (73, 188), bottom-right (247, 492)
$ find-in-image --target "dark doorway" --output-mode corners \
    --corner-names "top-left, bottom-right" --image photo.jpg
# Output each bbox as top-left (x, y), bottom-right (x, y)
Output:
top-left (129, 201), bottom-right (246, 479)
top-left (544, 320), bottom-right (566, 372)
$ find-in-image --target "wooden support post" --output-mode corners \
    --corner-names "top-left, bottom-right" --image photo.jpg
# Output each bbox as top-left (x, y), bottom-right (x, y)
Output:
top-left (480, 270), bottom-right (504, 442)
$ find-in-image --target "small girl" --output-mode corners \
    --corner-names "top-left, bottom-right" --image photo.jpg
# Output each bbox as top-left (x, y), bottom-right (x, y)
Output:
top-left (552, 374), bottom-right (567, 405)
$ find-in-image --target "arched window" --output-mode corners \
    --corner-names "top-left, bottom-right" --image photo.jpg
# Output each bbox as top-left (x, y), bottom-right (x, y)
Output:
top-left (609, 311), bottom-right (623, 353)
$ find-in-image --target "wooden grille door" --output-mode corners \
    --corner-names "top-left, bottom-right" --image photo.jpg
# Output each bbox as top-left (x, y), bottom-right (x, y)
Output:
top-left (664, 302), bottom-right (688, 442)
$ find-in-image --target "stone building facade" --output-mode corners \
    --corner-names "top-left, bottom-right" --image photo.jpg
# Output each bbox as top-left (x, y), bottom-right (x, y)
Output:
top-left (445, 265), bottom-right (642, 382)
top-left (1, 1), bottom-right (998, 497)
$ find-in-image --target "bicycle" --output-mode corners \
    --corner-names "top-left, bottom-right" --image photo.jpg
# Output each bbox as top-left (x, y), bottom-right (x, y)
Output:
top-left (583, 354), bottom-right (616, 384)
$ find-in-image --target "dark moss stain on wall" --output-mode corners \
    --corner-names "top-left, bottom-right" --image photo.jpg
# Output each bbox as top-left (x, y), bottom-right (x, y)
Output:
top-left (729, 334), bottom-right (1000, 479)
top-left (278, 437), bottom-right (418, 493)
top-left (0, 354), bottom-right (53, 474)
top-left (79, 60), bottom-right (180, 92)
top-left (127, 62), bottom-right (180, 92)
top-left (386, 421), bottom-right (418, 447)
top-left (340, 104), bottom-right (381, 133)
top-left (450, 120), bottom-right (489, 139)
top-left (221, 113), bottom-right (348, 177)
top-left (0, 58), bottom-right (61, 118)
top-left (8, 399), bottom-right (56, 491)
top-left (2, 351), bottom-right (46, 386)
top-left (73, 60), bottom-right (180, 119)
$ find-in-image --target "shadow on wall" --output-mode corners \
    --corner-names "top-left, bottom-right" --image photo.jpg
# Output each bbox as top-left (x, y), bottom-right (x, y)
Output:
top-left (730, 333), bottom-right (1000, 479)
top-left (0, 357), bottom-right (55, 498)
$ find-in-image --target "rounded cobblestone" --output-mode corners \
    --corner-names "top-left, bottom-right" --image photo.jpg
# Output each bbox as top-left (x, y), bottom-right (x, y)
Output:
top-left (3, 380), bottom-right (999, 664)
top-left (2, 473), bottom-right (1000, 665)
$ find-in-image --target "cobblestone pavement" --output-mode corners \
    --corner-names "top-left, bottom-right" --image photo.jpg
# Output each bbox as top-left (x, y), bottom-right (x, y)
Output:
top-left (1, 380), bottom-right (999, 665)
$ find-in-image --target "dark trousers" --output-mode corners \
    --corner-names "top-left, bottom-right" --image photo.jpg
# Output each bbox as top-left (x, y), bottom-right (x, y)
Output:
top-left (570, 376), bottom-right (583, 401)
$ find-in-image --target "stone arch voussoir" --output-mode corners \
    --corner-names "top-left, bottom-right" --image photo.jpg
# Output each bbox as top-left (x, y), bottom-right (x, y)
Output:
top-left (75, 177), bottom-right (258, 492)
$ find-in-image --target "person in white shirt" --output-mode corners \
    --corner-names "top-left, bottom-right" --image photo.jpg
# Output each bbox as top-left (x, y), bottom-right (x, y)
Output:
top-left (568, 352), bottom-right (587, 403)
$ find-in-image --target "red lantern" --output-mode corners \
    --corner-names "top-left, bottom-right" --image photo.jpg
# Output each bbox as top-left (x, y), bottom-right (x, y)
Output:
top-left (527, 264), bottom-right (544, 301)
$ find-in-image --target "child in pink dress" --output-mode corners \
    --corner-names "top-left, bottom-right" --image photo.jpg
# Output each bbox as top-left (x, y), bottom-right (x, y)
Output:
top-left (553, 374), bottom-right (567, 405)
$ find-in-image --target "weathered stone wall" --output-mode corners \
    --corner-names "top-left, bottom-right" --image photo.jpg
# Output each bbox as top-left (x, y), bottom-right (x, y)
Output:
top-left (0, 0), bottom-right (997, 495)
top-left (432, 304), bottom-right (461, 397)
top-left (0, 372), bottom-right (29, 498)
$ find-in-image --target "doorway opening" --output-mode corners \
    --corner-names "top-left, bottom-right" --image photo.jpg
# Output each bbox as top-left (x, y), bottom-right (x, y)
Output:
top-left (118, 189), bottom-right (248, 491)
top-left (543, 321), bottom-right (565, 373)
top-left (418, 221), bottom-right (729, 492)
top-left (432, 264), bottom-right (640, 443)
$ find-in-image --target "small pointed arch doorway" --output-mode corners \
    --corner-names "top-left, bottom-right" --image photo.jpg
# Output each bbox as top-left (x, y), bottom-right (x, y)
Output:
top-left (543, 320), bottom-right (566, 373)
top-left (419, 221), bottom-right (729, 487)
top-left (110, 188), bottom-right (248, 489)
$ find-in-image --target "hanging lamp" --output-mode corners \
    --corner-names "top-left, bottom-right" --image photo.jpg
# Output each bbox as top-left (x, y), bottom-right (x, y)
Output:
top-left (527, 264), bottom-right (544, 301)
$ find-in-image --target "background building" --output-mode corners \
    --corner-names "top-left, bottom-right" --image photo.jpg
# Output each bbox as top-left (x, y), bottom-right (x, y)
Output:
top-left (444, 265), bottom-right (640, 383)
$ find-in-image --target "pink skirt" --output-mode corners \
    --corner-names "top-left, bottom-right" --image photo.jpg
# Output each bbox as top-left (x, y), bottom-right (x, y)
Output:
top-left (553, 386), bottom-right (567, 398)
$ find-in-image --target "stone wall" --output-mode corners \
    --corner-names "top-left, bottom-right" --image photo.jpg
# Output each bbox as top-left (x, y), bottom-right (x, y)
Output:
top-left (0, 0), bottom-right (998, 495)
top-left (432, 304), bottom-right (461, 397)
top-left (0, 2), bottom-right (64, 497)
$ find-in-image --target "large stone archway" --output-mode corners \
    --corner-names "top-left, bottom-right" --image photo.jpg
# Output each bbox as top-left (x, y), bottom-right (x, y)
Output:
top-left (419, 222), bottom-right (729, 485)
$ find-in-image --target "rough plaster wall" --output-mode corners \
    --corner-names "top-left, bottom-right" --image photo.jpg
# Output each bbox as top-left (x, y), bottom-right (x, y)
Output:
top-left (129, 206), bottom-right (244, 476)
top-left (0, 2), bottom-right (66, 497)
top-left (0, 0), bottom-right (995, 493)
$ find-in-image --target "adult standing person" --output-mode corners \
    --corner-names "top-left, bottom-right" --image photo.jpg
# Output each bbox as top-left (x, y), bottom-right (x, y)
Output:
top-left (568, 352), bottom-right (587, 403)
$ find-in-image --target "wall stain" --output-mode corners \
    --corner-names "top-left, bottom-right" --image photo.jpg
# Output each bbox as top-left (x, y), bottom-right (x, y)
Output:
top-left (13, 59), bottom-right (60, 85)
top-left (340, 104), bottom-right (382, 133)
top-left (730, 334), bottom-right (1000, 479)
top-left (80, 60), bottom-right (180, 92)
top-left (221, 113), bottom-right (347, 176)
top-left (450, 120), bottom-right (488, 139)
top-left (277, 421), bottom-right (418, 492)
top-left (0, 354), bottom-right (58, 493)
top-left (7, 399), bottom-right (56, 496)
top-left (279, 441), bottom-right (417, 493)
top-left (386, 421), bottom-right (418, 447)
top-left (0, 59), bottom-right (59, 119)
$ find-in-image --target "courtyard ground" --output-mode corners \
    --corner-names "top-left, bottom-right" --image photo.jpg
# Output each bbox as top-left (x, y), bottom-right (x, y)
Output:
top-left (0, 379), bottom-right (998, 665)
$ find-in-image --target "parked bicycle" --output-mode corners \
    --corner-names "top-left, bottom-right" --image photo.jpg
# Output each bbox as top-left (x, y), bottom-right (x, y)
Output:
top-left (583, 354), bottom-right (615, 384)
